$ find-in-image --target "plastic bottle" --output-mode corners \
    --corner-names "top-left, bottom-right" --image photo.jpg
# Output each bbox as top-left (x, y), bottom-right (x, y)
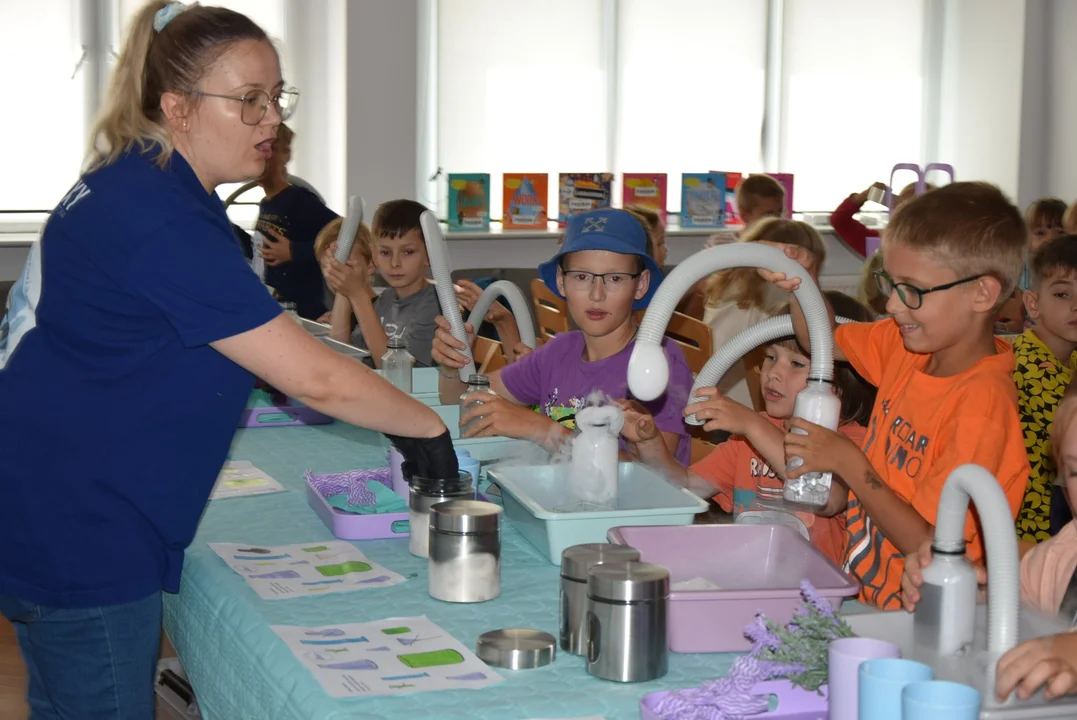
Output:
top-left (784, 380), bottom-right (842, 507)
top-left (914, 545), bottom-right (978, 656)
top-left (459, 374), bottom-right (496, 435)
top-left (382, 339), bottom-right (414, 393)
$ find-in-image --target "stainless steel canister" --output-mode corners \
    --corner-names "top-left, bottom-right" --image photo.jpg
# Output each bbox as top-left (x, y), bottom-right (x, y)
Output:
top-left (408, 472), bottom-right (474, 558)
top-left (585, 561), bottom-right (669, 683)
top-left (428, 499), bottom-right (502, 603)
top-left (560, 543), bottom-right (641, 655)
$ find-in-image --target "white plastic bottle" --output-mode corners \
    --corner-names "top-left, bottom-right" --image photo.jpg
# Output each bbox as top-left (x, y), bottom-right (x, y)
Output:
top-left (914, 546), bottom-right (978, 656)
top-left (784, 380), bottom-right (842, 507)
top-left (459, 375), bottom-right (496, 434)
top-left (382, 339), bottom-right (414, 393)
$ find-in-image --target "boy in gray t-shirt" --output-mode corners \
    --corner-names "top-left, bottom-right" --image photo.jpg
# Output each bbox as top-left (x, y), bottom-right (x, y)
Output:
top-left (323, 199), bottom-right (443, 367)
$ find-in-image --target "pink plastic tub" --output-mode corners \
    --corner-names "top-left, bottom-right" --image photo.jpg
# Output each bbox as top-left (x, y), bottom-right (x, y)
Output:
top-left (607, 524), bottom-right (858, 653)
top-left (640, 680), bottom-right (827, 719)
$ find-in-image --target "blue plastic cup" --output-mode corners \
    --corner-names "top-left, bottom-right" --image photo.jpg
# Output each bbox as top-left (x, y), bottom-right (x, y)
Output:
top-left (902, 680), bottom-right (982, 720)
top-left (456, 454), bottom-right (481, 486)
top-left (857, 658), bottom-right (934, 720)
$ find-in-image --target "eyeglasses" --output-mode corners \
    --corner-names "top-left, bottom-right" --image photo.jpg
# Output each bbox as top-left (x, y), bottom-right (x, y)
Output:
top-left (873, 269), bottom-right (984, 310)
top-left (561, 270), bottom-right (642, 293)
top-left (190, 87), bottom-right (299, 125)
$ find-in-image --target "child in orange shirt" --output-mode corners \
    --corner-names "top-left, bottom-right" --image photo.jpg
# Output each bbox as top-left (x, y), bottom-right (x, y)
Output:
top-left (763, 182), bottom-right (1030, 610)
top-left (618, 296), bottom-right (877, 566)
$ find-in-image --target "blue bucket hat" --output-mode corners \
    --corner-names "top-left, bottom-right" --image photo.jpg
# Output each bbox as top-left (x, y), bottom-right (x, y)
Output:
top-left (538, 208), bottom-right (664, 310)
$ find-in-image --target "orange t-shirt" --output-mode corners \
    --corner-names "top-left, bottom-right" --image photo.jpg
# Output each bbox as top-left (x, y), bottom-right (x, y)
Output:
top-left (837, 320), bottom-right (1028, 609)
top-left (690, 414), bottom-right (865, 566)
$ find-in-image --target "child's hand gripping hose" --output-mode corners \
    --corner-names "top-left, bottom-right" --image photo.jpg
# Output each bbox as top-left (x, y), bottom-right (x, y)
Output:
top-left (334, 195), bottom-right (365, 264)
top-left (420, 211), bottom-right (478, 380)
top-left (626, 243), bottom-right (838, 507)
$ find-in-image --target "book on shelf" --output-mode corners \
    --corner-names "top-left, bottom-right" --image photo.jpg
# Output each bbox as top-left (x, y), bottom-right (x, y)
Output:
top-left (712, 170), bottom-right (743, 225)
top-left (622, 173), bottom-right (668, 223)
top-left (558, 173), bottom-right (613, 226)
top-left (680, 172), bottom-right (727, 228)
top-left (447, 173), bottom-right (490, 231)
top-left (502, 173), bottom-right (549, 230)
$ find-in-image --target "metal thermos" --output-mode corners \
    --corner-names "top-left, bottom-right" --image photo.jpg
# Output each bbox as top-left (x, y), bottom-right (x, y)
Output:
top-left (585, 561), bottom-right (669, 683)
top-left (560, 543), bottom-right (641, 655)
top-left (408, 472), bottom-right (474, 558)
top-left (428, 500), bottom-right (502, 603)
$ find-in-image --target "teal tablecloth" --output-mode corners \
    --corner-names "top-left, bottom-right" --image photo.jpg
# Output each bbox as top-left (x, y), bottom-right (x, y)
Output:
top-left (163, 421), bottom-right (741, 720)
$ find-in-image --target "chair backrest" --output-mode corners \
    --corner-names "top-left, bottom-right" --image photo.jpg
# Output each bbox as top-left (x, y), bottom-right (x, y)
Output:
top-left (690, 437), bottom-right (716, 465)
top-left (473, 336), bottom-right (507, 375)
top-left (664, 311), bottom-right (713, 375)
top-left (530, 278), bottom-right (570, 343)
top-left (676, 289), bottom-right (707, 321)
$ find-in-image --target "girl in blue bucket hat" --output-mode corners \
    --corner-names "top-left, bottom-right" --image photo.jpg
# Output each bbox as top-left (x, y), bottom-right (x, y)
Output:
top-left (433, 208), bottom-right (693, 463)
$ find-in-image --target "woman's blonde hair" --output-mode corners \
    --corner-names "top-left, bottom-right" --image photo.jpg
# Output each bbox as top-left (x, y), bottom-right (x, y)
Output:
top-left (315, 218), bottom-right (374, 267)
top-left (703, 218), bottom-right (827, 309)
top-left (858, 250), bottom-right (887, 316)
top-left (87, 1), bottom-right (270, 172)
top-left (625, 205), bottom-right (663, 241)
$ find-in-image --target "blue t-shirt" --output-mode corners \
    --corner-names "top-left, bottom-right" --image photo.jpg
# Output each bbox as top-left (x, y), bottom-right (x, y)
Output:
top-left (0, 148), bottom-right (281, 608)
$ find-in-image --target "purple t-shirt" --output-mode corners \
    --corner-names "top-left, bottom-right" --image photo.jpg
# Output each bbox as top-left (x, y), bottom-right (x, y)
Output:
top-left (500, 330), bottom-right (692, 464)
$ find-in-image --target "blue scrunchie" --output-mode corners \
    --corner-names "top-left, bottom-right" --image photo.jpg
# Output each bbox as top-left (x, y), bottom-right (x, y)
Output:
top-left (153, 2), bottom-right (187, 32)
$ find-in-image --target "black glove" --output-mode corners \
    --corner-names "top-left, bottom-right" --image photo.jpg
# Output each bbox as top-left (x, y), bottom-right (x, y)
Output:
top-left (384, 429), bottom-right (459, 481)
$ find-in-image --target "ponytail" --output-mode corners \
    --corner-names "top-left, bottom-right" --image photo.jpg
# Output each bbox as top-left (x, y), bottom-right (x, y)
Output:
top-left (86, 1), bottom-right (268, 172)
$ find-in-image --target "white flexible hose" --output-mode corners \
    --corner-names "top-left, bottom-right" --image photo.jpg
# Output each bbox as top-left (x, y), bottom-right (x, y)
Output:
top-left (334, 195), bottom-right (365, 264)
top-left (465, 280), bottom-right (538, 350)
top-left (628, 244), bottom-right (834, 402)
top-left (420, 211), bottom-right (477, 379)
top-left (685, 314), bottom-right (855, 425)
top-left (932, 464), bottom-right (1020, 656)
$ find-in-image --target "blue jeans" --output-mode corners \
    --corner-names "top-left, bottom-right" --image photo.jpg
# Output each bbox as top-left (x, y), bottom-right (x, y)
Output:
top-left (0, 592), bottom-right (162, 719)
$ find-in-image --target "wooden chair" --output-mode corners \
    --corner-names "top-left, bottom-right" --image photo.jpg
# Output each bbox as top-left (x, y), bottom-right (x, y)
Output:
top-left (473, 336), bottom-right (507, 375)
top-left (676, 289), bottom-right (707, 321)
top-left (664, 311), bottom-right (713, 376)
top-left (530, 278), bottom-right (570, 343)
top-left (690, 437), bottom-right (716, 464)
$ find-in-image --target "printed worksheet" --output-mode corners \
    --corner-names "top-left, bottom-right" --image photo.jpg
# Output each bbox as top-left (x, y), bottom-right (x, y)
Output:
top-left (209, 460), bottom-right (286, 500)
top-left (271, 616), bottom-right (503, 698)
top-left (209, 541), bottom-right (405, 600)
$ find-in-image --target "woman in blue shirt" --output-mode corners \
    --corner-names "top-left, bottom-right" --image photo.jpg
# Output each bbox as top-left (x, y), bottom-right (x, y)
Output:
top-left (0, 2), bottom-right (455, 716)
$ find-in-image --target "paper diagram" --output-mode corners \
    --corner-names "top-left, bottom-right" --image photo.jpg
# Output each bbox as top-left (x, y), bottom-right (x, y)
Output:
top-left (271, 616), bottom-right (503, 697)
top-left (209, 541), bottom-right (404, 600)
top-left (209, 460), bottom-right (286, 500)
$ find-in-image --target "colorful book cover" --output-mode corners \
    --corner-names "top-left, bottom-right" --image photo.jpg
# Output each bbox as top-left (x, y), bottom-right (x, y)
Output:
top-left (712, 171), bottom-right (743, 225)
top-left (558, 173), bottom-right (613, 226)
top-left (770, 172), bottom-right (795, 218)
top-left (680, 172), bottom-right (726, 228)
top-left (622, 173), bottom-right (668, 223)
top-left (502, 173), bottom-right (549, 229)
top-left (447, 173), bottom-right (490, 230)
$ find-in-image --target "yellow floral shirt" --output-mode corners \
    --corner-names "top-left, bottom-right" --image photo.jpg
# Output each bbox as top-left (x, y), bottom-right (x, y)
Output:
top-left (1012, 329), bottom-right (1077, 542)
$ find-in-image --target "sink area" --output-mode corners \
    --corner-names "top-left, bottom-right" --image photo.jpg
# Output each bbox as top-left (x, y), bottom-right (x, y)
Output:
top-left (845, 606), bottom-right (1076, 718)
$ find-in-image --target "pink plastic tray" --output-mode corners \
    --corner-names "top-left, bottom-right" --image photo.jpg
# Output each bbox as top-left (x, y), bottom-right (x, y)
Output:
top-left (239, 403), bottom-right (332, 428)
top-left (306, 476), bottom-right (484, 541)
top-left (640, 680), bottom-right (827, 720)
top-left (608, 524), bottom-right (858, 653)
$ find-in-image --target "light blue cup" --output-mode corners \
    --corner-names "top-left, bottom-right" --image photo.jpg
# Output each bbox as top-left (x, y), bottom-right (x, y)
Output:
top-left (457, 454), bottom-right (481, 486)
top-left (902, 680), bottom-right (982, 720)
top-left (858, 658), bottom-right (934, 720)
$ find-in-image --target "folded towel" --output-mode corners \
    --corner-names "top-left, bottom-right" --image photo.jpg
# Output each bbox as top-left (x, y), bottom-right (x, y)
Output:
top-left (306, 468), bottom-right (406, 515)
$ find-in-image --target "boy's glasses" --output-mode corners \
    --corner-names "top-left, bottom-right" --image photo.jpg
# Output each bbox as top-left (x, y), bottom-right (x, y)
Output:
top-left (190, 87), bottom-right (300, 125)
top-left (873, 269), bottom-right (984, 310)
top-left (561, 270), bottom-right (642, 293)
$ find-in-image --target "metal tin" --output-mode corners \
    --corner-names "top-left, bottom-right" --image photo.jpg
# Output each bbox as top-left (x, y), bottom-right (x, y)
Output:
top-left (586, 561), bottom-right (669, 683)
top-left (560, 544), bottom-right (640, 655)
top-left (866, 184), bottom-right (888, 206)
top-left (476, 629), bottom-right (556, 669)
top-left (428, 500), bottom-right (501, 603)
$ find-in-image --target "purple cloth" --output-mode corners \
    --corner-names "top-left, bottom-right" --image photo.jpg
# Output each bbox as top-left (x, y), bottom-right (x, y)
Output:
top-left (305, 468), bottom-right (393, 507)
top-left (500, 330), bottom-right (693, 464)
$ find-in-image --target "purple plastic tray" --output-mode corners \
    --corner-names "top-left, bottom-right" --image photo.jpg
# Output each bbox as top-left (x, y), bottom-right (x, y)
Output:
top-left (239, 403), bottom-right (333, 428)
top-left (640, 681), bottom-right (827, 720)
top-left (306, 476), bottom-right (485, 540)
top-left (608, 524), bottom-right (858, 653)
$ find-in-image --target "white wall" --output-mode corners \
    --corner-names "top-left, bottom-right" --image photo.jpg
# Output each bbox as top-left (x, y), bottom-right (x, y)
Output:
top-left (1044, 0), bottom-right (1077, 203)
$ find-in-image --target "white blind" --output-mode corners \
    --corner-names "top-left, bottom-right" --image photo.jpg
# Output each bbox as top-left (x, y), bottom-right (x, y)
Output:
top-left (616, 0), bottom-right (767, 212)
top-left (438, 0), bottom-right (605, 220)
top-left (0, 0), bottom-right (86, 211)
top-left (780, 0), bottom-right (925, 211)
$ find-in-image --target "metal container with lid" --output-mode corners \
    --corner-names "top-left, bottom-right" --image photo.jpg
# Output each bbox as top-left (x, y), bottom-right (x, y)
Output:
top-left (476, 629), bottom-right (556, 669)
top-left (408, 471), bottom-right (474, 558)
top-left (560, 543), bottom-right (641, 655)
top-left (428, 499), bottom-right (501, 603)
top-left (585, 560), bottom-right (669, 683)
